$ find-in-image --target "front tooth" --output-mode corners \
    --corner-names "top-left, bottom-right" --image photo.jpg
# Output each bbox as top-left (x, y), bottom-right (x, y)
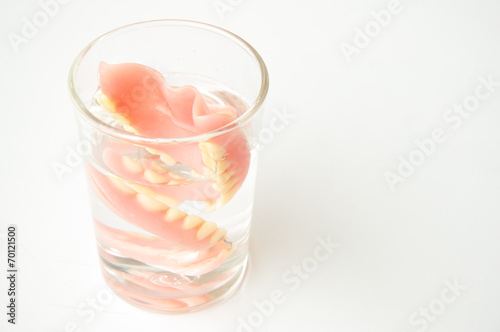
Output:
top-left (97, 93), bottom-right (116, 112)
top-left (199, 142), bottom-right (226, 159)
top-left (168, 172), bottom-right (185, 180)
top-left (190, 169), bottom-right (202, 178)
top-left (215, 110), bottom-right (235, 117)
top-left (204, 201), bottom-right (217, 213)
top-left (136, 193), bottom-right (168, 211)
top-left (145, 147), bottom-right (162, 155)
top-left (209, 228), bottom-right (227, 245)
top-left (128, 183), bottom-right (153, 196)
top-left (154, 194), bottom-right (178, 207)
top-left (151, 161), bottom-right (166, 172)
top-left (183, 215), bottom-right (204, 230)
top-left (108, 177), bottom-right (136, 195)
top-left (122, 156), bottom-right (144, 173)
top-left (127, 184), bottom-right (178, 207)
top-left (123, 125), bottom-right (139, 134)
top-left (160, 153), bottom-right (177, 165)
top-left (144, 169), bottom-right (168, 184)
top-left (111, 113), bottom-right (130, 125)
top-left (165, 208), bottom-right (186, 222)
top-left (196, 222), bottom-right (217, 240)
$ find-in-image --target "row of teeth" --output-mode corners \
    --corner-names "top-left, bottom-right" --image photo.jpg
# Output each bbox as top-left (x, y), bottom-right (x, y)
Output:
top-left (122, 154), bottom-right (193, 187)
top-left (199, 142), bottom-right (241, 210)
top-left (108, 176), bottom-right (227, 246)
top-left (121, 139), bottom-right (241, 210)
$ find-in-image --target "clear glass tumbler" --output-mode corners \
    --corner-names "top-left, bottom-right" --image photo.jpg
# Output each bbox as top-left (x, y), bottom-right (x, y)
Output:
top-left (68, 20), bottom-right (268, 313)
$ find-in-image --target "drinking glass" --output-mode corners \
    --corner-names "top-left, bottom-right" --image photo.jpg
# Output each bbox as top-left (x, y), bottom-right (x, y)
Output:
top-left (68, 20), bottom-right (268, 313)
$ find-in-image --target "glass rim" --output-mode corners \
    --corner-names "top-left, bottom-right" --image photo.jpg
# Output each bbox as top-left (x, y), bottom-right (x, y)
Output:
top-left (68, 19), bottom-right (269, 144)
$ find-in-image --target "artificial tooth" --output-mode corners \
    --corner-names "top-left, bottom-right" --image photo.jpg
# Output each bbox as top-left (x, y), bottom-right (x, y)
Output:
top-left (190, 169), bottom-right (202, 178)
top-left (108, 176), bottom-right (136, 194)
top-left (196, 222), bottom-right (217, 240)
top-left (110, 113), bottom-right (130, 125)
top-left (128, 183), bottom-right (153, 196)
top-left (97, 93), bottom-right (116, 112)
top-left (122, 156), bottom-right (144, 173)
top-left (215, 110), bottom-right (234, 117)
top-left (145, 147), bottom-right (162, 155)
top-left (136, 193), bottom-right (168, 212)
top-left (202, 154), bottom-right (216, 172)
top-left (144, 169), bottom-right (168, 184)
top-left (215, 159), bottom-right (231, 175)
top-left (168, 172), bottom-right (185, 180)
top-left (199, 142), bottom-right (226, 159)
top-left (154, 194), bottom-right (178, 207)
top-left (123, 125), bottom-right (139, 134)
top-left (215, 170), bottom-right (235, 185)
top-left (183, 215), bottom-right (204, 230)
top-left (151, 160), bottom-right (166, 172)
top-left (209, 228), bottom-right (227, 245)
top-left (216, 185), bottom-right (240, 209)
top-left (159, 153), bottom-right (177, 165)
top-left (165, 208), bottom-right (186, 222)
top-left (219, 176), bottom-right (239, 194)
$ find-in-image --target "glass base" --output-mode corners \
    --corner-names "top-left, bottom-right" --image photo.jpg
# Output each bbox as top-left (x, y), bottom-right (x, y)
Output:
top-left (97, 240), bottom-right (248, 314)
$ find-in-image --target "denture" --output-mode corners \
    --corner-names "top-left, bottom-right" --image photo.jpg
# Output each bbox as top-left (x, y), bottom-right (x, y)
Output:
top-left (90, 62), bottom-right (251, 274)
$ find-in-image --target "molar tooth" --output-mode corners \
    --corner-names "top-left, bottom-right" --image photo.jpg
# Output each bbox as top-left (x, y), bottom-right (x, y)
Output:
top-left (209, 228), bottom-right (227, 245)
top-left (215, 170), bottom-right (236, 186)
top-left (165, 208), bottom-right (186, 222)
top-left (183, 215), bottom-right (204, 230)
top-left (108, 177), bottom-right (136, 194)
top-left (123, 125), bottom-right (139, 134)
top-left (196, 222), bottom-right (218, 240)
top-left (202, 154), bottom-right (216, 172)
top-left (215, 160), bottom-right (231, 175)
top-left (122, 156), bottom-right (144, 173)
top-left (144, 169), bottom-right (168, 184)
top-left (97, 93), bottom-right (116, 112)
top-left (160, 153), bottom-right (176, 165)
top-left (216, 184), bottom-right (240, 209)
top-left (219, 176), bottom-right (239, 194)
top-left (136, 193), bottom-right (168, 212)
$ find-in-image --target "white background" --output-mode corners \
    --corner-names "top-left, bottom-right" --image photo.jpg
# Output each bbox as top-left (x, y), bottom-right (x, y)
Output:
top-left (1, 0), bottom-right (500, 331)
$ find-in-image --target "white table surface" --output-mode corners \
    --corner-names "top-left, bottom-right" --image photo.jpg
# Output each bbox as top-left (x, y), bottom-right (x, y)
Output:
top-left (1, 0), bottom-right (500, 331)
